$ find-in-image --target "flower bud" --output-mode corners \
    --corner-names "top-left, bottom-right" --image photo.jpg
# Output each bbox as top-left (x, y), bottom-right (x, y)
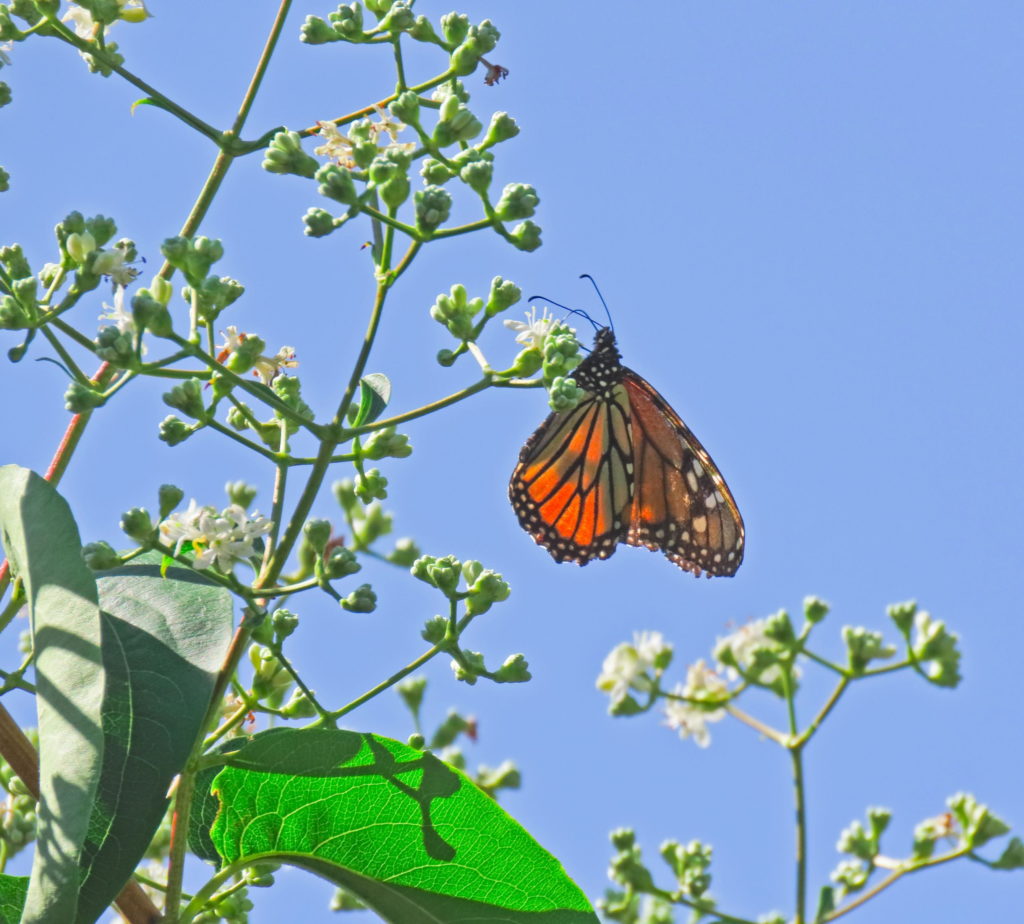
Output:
top-left (414, 185), bottom-right (452, 233)
top-left (451, 649), bottom-right (485, 685)
top-left (162, 378), bottom-right (206, 419)
top-left (149, 274), bottom-right (172, 305)
top-left (482, 111), bottom-right (520, 148)
top-left (420, 158), bottom-right (454, 185)
top-left (81, 540), bottom-right (121, 571)
top-left (316, 162), bottom-right (358, 205)
top-left (508, 219), bottom-right (542, 252)
top-left (495, 182), bottom-right (539, 221)
top-left (547, 376), bottom-right (584, 412)
top-left (440, 12), bottom-right (469, 45)
top-left (272, 609), bottom-right (299, 640)
top-left (303, 208), bottom-right (337, 238)
top-left (323, 545), bottom-right (360, 579)
top-left (397, 675), bottom-right (427, 714)
top-left (64, 381), bottom-right (106, 413)
top-left (387, 537), bottom-right (421, 567)
top-left (226, 481), bottom-right (258, 508)
top-left (407, 15), bottom-right (439, 44)
top-left (281, 688), bottom-right (318, 719)
top-left (804, 596), bottom-right (829, 624)
top-left (262, 130), bottom-right (319, 179)
top-left (378, 2), bottom-right (414, 33)
top-left (157, 484), bottom-right (184, 518)
top-left (341, 583), bottom-right (377, 613)
top-left (485, 276), bottom-right (521, 317)
top-left (120, 507), bottom-right (155, 544)
top-left (494, 652), bottom-right (530, 682)
top-left (66, 231), bottom-right (97, 265)
top-left (158, 415), bottom-right (193, 446)
top-left (459, 158), bottom-right (492, 194)
top-left (362, 426), bottom-right (412, 459)
top-left (354, 468), bottom-right (388, 502)
top-left (303, 518), bottom-right (332, 552)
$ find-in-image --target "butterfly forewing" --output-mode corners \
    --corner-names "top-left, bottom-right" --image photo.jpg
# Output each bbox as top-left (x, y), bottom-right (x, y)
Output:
top-left (509, 327), bottom-right (744, 576)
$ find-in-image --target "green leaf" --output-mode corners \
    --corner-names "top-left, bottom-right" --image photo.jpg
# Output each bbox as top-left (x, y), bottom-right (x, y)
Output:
top-left (73, 551), bottom-right (233, 924)
top-left (0, 876), bottom-right (28, 924)
top-left (0, 468), bottom-right (234, 924)
top-left (0, 465), bottom-right (105, 924)
top-left (350, 372), bottom-right (391, 427)
top-left (202, 727), bottom-right (598, 923)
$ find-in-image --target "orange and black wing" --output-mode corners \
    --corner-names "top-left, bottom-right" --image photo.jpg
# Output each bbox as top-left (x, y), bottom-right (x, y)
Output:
top-left (509, 387), bottom-right (633, 565)
top-left (622, 370), bottom-right (744, 577)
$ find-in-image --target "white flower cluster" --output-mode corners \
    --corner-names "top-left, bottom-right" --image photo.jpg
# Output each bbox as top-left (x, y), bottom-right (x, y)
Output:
top-left (219, 326), bottom-right (298, 385)
top-left (595, 631), bottom-right (672, 703)
top-left (63, 0), bottom-right (149, 40)
top-left (314, 105), bottom-right (414, 168)
top-left (663, 660), bottom-right (729, 748)
top-left (159, 500), bottom-right (272, 572)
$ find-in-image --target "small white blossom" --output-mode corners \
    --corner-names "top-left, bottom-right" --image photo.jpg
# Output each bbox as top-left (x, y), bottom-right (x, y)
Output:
top-left (253, 346), bottom-right (298, 385)
top-left (98, 285), bottom-right (134, 334)
top-left (682, 659), bottom-right (730, 705)
top-left (92, 249), bottom-right (140, 287)
top-left (63, 5), bottom-right (99, 39)
top-left (159, 500), bottom-right (272, 573)
top-left (368, 103), bottom-right (406, 143)
top-left (596, 630), bottom-right (672, 703)
top-left (503, 306), bottom-right (557, 350)
top-left (664, 677), bottom-right (726, 748)
top-left (218, 325), bottom-right (247, 353)
top-left (313, 120), bottom-right (355, 167)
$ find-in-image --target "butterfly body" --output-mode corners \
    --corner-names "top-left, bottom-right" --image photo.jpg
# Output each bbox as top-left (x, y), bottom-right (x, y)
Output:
top-left (509, 328), bottom-right (744, 577)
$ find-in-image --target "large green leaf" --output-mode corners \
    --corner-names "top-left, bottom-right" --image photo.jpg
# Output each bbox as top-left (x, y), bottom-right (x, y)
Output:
top-left (203, 727), bottom-right (598, 923)
top-left (0, 875), bottom-right (28, 924)
top-left (74, 553), bottom-right (233, 924)
top-left (0, 466), bottom-right (105, 924)
top-left (0, 468), bottom-right (234, 924)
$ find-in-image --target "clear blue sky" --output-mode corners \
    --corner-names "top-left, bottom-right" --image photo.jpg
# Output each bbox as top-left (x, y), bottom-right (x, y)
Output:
top-left (2, 2), bottom-right (1022, 921)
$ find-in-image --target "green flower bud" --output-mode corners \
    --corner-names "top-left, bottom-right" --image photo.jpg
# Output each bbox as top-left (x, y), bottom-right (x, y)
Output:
top-left (226, 480), bottom-right (258, 508)
top-left (244, 862), bottom-right (279, 888)
top-left (450, 38), bottom-right (480, 77)
top-left (66, 231), bottom-right (97, 265)
top-left (304, 518), bottom-right (332, 552)
top-left (764, 609), bottom-right (796, 646)
top-left (281, 689), bottom-right (318, 719)
top-left (130, 291), bottom-right (173, 337)
top-left (440, 12), bottom-right (469, 45)
top-left (421, 615), bottom-right (447, 644)
top-left (0, 245), bottom-right (30, 278)
top-left (120, 506), bottom-right (155, 543)
top-left (364, 0), bottom-right (395, 14)
top-left (354, 468), bottom-right (388, 502)
top-left (85, 215), bottom-right (116, 248)
top-left (354, 502), bottom-right (391, 545)
top-left (431, 709), bottom-right (470, 748)
top-left (94, 326), bottom-right (134, 365)
top-left (420, 158), bottom-right (454, 185)
top-left (303, 207), bottom-right (337, 238)
top-left (547, 375), bottom-right (584, 412)
top-left (378, 1), bottom-right (414, 32)
top-left (225, 334), bottom-right (266, 375)
top-left (387, 537), bottom-right (421, 567)
top-left (837, 819), bottom-right (876, 861)
top-left (473, 20), bottom-right (500, 53)
top-left (430, 283), bottom-right (483, 340)
top-left (412, 554), bottom-right (461, 595)
top-left (494, 652), bottom-right (530, 683)
top-left (158, 484), bottom-right (185, 519)
top-left (436, 348), bottom-right (457, 366)
top-left (407, 732), bottom-right (426, 750)
top-left (379, 174), bottom-right (410, 210)
top-left (842, 626), bottom-right (896, 674)
top-left (323, 545), bottom-right (360, 579)
top-left (0, 82), bottom-right (10, 108)
top-left (993, 837), bottom-right (1024, 870)
top-left (158, 415), bottom-right (193, 446)
top-left (64, 381), bottom-right (106, 413)
top-left (804, 596), bottom-right (829, 624)
top-left (949, 792), bottom-right (1009, 848)
top-left (831, 859), bottom-right (869, 894)
top-left (475, 760), bottom-right (521, 794)
top-left (509, 219), bottom-right (542, 252)
top-left (0, 168), bottom-right (8, 193)
top-left (81, 540), bottom-right (121, 571)
top-left (316, 162), bottom-right (358, 205)
top-left (610, 829), bottom-right (636, 851)
top-left (160, 235), bottom-right (223, 287)
top-left (362, 425), bottom-right (412, 459)
top-left (300, 14), bottom-right (343, 44)
top-left (887, 600), bottom-right (917, 634)
top-left (414, 185), bottom-right (452, 233)
top-left (495, 182), bottom-right (539, 221)
top-left (389, 90), bottom-right (420, 126)
top-left (10, 275), bottom-right (37, 311)
top-left (459, 158), bottom-right (492, 194)
top-left (0, 296), bottom-right (27, 330)
top-left (465, 569), bottom-right (510, 615)
top-left (397, 675), bottom-right (426, 714)
top-left (262, 130), bottom-right (319, 179)
top-left (452, 649), bottom-right (485, 684)
top-left (149, 275), bottom-right (172, 305)
top-left (485, 276), bottom-right (521, 317)
top-left (407, 15), bottom-right (439, 44)
top-left (0, 8), bottom-right (21, 40)
top-left (272, 609), bottom-right (299, 640)
top-left (433, 100), bottom-right (482, 146)
top-left (461, 559), bottom-right (483, 584)
top-left (341, 583), bottom-right (377, 613)
top-left (329, 2), bottom-right (364, 36)
top-left (162, 378), bottom-right (206, 419)
top-left (482, 111), bottom-right (519, 148)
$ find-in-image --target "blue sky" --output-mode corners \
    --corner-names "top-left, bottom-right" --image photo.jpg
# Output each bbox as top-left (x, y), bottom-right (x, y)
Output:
top-left (2, 2), bottom-right (1022, 921)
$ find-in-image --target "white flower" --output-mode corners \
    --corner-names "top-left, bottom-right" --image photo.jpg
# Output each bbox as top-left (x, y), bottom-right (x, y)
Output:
top-left (313, 120), bottom-right (355, 166)
top-left (596, 631), bottom-right (672, 703)
top-left (0, 43), bottom-right (13, 68)
top-left (159, 500), bottom-right (272, 573)
top-left (664, 677), bottom-right (725, 748)
top-left (218, 325), bottom-right (247, 353)
top-left (92, 249), bottom-right (140, 287)
top-left (98, 285), bottom-right (134, 334)
top-left (714, 618), bottom-right (797, 685)
top-left (368, 103), bottom-right (406, 143)
top-left (682, 659), bottom-right (730, 705)
top-left (253, 346), bottom-right (298, 385)
top-left (63, 5), bottom-right (99, 39)
top-left (503, 306), bottom-right (557, 350)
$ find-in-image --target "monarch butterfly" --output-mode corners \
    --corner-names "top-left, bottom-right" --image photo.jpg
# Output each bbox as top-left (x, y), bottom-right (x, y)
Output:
top-left (509, 326), bottom-right (745, 577)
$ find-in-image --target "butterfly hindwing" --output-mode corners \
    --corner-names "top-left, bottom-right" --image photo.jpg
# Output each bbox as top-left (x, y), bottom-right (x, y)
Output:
top-left (509, 327), bottom-right (744, 577)
top-left (622, 371), bottom-right (744, 577)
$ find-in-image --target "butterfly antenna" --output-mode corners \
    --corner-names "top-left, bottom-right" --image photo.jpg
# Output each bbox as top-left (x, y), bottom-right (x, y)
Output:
top-left (527, 295), bottom-right (601, 332)
top-left (579, 274), bottom-right (614, 332)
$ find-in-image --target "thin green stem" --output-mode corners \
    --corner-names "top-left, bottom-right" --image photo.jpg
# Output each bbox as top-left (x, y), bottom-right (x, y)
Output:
top-left (801, 649), bottom-right (849, 675)
top-left (48, 316), bottom-right (102, 353)
top-left (345, 376), bottom-right (495, 437)
top-left (37, 326), bottom-right (91, 381)
top-left (795, 675), bottom-right (850, 747)
top-left (431, 217), bottom-right (494, 239)
top-left (823, 846), bottom-right (970, 922)
top-left (204, 418), bottom-right (282, 463)
top-left (327, 642), bottom-right (444, 723)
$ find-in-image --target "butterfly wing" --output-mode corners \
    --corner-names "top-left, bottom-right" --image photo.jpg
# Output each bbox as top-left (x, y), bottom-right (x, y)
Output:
top-left (622, 370), bottom-right (745, 576)
top-left (509, 386), bottom-right (633, 564)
